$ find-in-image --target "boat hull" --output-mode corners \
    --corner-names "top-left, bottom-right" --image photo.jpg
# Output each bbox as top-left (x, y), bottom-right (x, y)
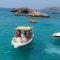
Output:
top-left (30, 20), bottom-right (36, 23)
top-left (11, 35), bottom-right (34, 48)
top-left (52, 32), bottom-right (60, 37)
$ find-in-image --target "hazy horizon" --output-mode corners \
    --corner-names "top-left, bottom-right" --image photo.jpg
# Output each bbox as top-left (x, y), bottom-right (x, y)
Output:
top-left (0, 0), bottom-right (60, 9)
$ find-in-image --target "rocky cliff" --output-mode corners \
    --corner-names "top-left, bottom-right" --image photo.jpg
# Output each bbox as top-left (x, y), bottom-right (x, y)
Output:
top-left (11, 8), bottom-right (49, 18)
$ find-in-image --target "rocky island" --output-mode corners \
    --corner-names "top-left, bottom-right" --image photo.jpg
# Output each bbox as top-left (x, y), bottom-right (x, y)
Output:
top-left (11, 8), bottom-right (49, 18)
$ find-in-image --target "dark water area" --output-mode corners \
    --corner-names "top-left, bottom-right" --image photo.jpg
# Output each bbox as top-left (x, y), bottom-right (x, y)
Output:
top-left (0, 8), bottom-right (60, 60)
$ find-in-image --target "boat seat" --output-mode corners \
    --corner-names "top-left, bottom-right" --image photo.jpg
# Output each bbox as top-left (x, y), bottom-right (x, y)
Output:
top-left (13, 37), bottom-right (21, 43)
top-left (21, 34), bottom-right (27, 43)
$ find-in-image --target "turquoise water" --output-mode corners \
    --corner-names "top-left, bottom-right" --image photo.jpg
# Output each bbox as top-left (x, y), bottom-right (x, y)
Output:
top-left (0, 8), bottom-right (60, 60)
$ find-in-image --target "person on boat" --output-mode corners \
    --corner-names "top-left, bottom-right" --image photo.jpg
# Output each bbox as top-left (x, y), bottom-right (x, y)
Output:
top-left (30, 30), bottom-right (32, 38)
top-left (24, 30), bottom-right (27, 38)
top-left (16, 29), bottom-right (21, 37)
top-left (27, 30), bottom-right (31, 40)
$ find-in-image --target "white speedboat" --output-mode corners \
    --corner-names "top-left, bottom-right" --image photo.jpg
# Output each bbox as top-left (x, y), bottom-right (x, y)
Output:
top-left (11, 26), bottom-right (34, 48)
top-left (52, 32), bottom-right (60, 37)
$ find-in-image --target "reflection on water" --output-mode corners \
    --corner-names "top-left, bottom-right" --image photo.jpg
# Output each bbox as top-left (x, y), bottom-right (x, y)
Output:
top-left (45, 37), bottom-right (60, 55)
top-left (11, 42), bottom-right (33, 60)
top-left (53, 38), bottom-right (60, 46)
top-left (45, 47), bottom-right (60, 55)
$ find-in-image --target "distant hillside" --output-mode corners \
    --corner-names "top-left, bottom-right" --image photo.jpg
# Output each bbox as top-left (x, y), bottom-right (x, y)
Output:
top-left (43, 7), bottom-right (60, 14)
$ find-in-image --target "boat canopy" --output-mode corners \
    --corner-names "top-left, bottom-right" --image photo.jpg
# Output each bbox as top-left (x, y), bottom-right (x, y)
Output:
top-left (16, 26), bottom-right (31, 30)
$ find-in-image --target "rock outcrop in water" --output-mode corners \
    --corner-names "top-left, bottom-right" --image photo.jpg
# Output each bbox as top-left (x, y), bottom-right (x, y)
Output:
top-left (11, 8), bottom-right (49, 18)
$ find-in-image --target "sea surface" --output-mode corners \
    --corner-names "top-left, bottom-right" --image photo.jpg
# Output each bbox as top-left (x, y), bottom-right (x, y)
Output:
top-left (0, 8), bottom-right (60, 60)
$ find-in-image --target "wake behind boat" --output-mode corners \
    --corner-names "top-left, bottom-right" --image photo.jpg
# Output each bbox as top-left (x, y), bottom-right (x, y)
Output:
top-left (11, 26), bottom-right (34, 48)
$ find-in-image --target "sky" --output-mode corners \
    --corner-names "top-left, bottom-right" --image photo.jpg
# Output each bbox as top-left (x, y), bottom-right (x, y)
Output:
top-left (0, 0), bottom-right (60, 9)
